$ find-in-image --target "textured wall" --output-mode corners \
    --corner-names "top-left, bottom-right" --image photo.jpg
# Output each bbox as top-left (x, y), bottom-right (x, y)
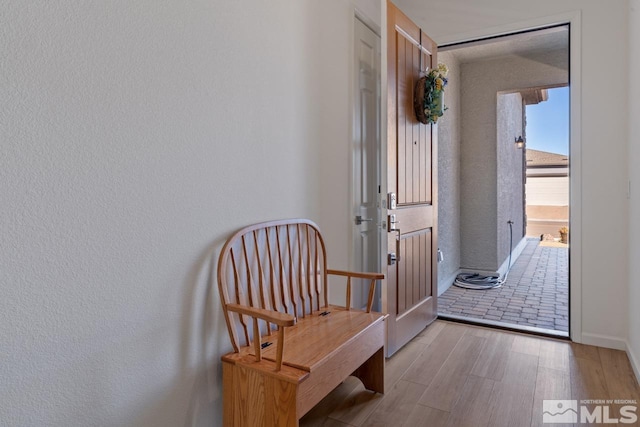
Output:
top-left (459, 50), bottom-right (567, 271)
top-left (628, 0), bottom-right (640, 374)
top-left (397, 0), bottom-right (630, 349)
top-left (436, 51), bottom-right (461, 294)
top-left (496, 92), bottom-right (525, 267)
top-left (0, 1), bottom-right (379, 425)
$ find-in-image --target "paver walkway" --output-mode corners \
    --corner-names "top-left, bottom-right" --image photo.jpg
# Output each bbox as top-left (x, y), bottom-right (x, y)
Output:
top-left (438, 238), bottom-right (569, 332)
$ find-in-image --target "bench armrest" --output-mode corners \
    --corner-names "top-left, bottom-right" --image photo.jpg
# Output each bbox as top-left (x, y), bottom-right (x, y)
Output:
top-left (327, 269), bottom-right (384, 313)
top-left (327, 269), bottom-right (385, 280)
top-left (226, 303), bottom-right (296, 327)
top-left (225, 303), bottom-right (295, 371)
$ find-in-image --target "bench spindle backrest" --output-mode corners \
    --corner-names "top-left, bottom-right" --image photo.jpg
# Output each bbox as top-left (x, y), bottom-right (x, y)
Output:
top-left (218, 219), bottom-right (328, 353)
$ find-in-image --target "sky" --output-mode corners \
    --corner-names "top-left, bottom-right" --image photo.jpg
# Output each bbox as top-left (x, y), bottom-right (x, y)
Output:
top-left (525, 86), bottom-right (569, 155)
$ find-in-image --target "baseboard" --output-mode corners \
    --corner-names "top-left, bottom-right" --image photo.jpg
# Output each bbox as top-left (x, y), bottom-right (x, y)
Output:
top-left (581, 332), bottom-right (627, 351)
top-left (625, 341), bottom-right (640, 386)
top-left (454, 237), bottom-right (529, 281)
top-left (497, 236), bottom-right (529, 277)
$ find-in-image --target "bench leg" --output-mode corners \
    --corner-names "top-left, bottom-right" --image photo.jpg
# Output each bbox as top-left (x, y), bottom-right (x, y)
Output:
top-left (223, 361), bottom-right (299, 427)
top-left (351, 347), bottom-right (385, 394)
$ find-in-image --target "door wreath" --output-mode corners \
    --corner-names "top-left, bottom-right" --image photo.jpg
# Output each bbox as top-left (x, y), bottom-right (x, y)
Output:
top-left (413, 63), bottom-right (449, 125)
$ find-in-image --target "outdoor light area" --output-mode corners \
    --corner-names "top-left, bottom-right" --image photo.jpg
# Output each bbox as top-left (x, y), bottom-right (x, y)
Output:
top-left (434, 28), bottom-right (570, 335)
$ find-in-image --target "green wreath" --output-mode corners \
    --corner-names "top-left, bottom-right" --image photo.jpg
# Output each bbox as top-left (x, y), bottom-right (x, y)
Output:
top-left (413, 63), bottom-right (449, 125)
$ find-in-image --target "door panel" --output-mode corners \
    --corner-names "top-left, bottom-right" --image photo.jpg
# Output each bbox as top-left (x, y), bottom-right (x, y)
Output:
top-left (386, 1), bottom-right (438, 356)
top-left (397, 230), bottom-right (432, 316)
top-left (397, 39), bottom-right (432, 206)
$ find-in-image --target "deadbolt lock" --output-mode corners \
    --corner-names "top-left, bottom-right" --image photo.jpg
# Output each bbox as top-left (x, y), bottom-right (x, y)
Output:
top-left (388, 252), bottom-right (397, 265)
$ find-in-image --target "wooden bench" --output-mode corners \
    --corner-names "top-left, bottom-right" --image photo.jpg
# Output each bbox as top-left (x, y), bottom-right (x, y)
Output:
top-left (217, 219), bottom-right (386, 426)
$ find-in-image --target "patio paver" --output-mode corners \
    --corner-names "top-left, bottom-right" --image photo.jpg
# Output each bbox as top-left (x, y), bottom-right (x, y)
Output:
top-left (438, 238), bottom-right (569, 332)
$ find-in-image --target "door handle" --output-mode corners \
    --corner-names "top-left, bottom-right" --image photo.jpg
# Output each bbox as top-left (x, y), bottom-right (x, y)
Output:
top-left (388, 214), bottom-right (400, 231)
top-left (388, 229), bottom-right (401, 264)
top-left (355, 215), bottom-right (373, 225)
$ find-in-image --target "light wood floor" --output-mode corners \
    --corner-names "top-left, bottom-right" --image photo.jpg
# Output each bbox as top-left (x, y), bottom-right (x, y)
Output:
top-left (299, 320), bottom-right (640, 427)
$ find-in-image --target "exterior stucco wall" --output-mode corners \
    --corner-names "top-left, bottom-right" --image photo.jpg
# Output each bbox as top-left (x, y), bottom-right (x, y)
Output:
top-left (459, 50), bottom-right (568, 271)
top-left (497, 92), bottom-right (525, 266)
top-left (436, 51), bottom-right (461, 293)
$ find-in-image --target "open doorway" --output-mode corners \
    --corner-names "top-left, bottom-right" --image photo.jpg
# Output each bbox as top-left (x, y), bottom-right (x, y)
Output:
top-left (525, 86), bottom-right (570, 241)
top-left (435, 26), bottom-right (570, 337)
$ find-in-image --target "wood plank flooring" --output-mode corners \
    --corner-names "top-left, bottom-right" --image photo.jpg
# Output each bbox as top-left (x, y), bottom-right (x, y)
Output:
top-left (300, 320), bottom-right (640, 427)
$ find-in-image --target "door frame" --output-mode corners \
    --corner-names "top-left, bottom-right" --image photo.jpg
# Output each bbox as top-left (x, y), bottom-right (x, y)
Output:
top-left (380, 9), bottom-right (583, 343)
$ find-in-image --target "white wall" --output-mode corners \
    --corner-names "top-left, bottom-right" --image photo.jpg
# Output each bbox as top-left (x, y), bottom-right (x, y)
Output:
top-left (628, 0), bottom-right (640, 377)
top-left (0, 1), bottom-right (380, 425)
top-left (396, 0), bottom-right (630, 347)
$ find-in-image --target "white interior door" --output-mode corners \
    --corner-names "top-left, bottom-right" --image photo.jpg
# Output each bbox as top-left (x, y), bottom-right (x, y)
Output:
top-left (352, 17), bottom-right (382, 310)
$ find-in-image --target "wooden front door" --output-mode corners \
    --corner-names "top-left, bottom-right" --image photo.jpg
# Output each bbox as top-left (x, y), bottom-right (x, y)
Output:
top-left (385, 1), bottom-right (438, 356)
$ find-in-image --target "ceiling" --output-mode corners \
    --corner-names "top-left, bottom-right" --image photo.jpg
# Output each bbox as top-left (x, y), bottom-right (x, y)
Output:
top-left (441, 26), bottom-right (569, 64)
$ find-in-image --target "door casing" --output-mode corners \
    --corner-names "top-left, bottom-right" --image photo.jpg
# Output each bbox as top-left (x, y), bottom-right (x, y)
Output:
top-left (432, 12), bottom-right (582, 344)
